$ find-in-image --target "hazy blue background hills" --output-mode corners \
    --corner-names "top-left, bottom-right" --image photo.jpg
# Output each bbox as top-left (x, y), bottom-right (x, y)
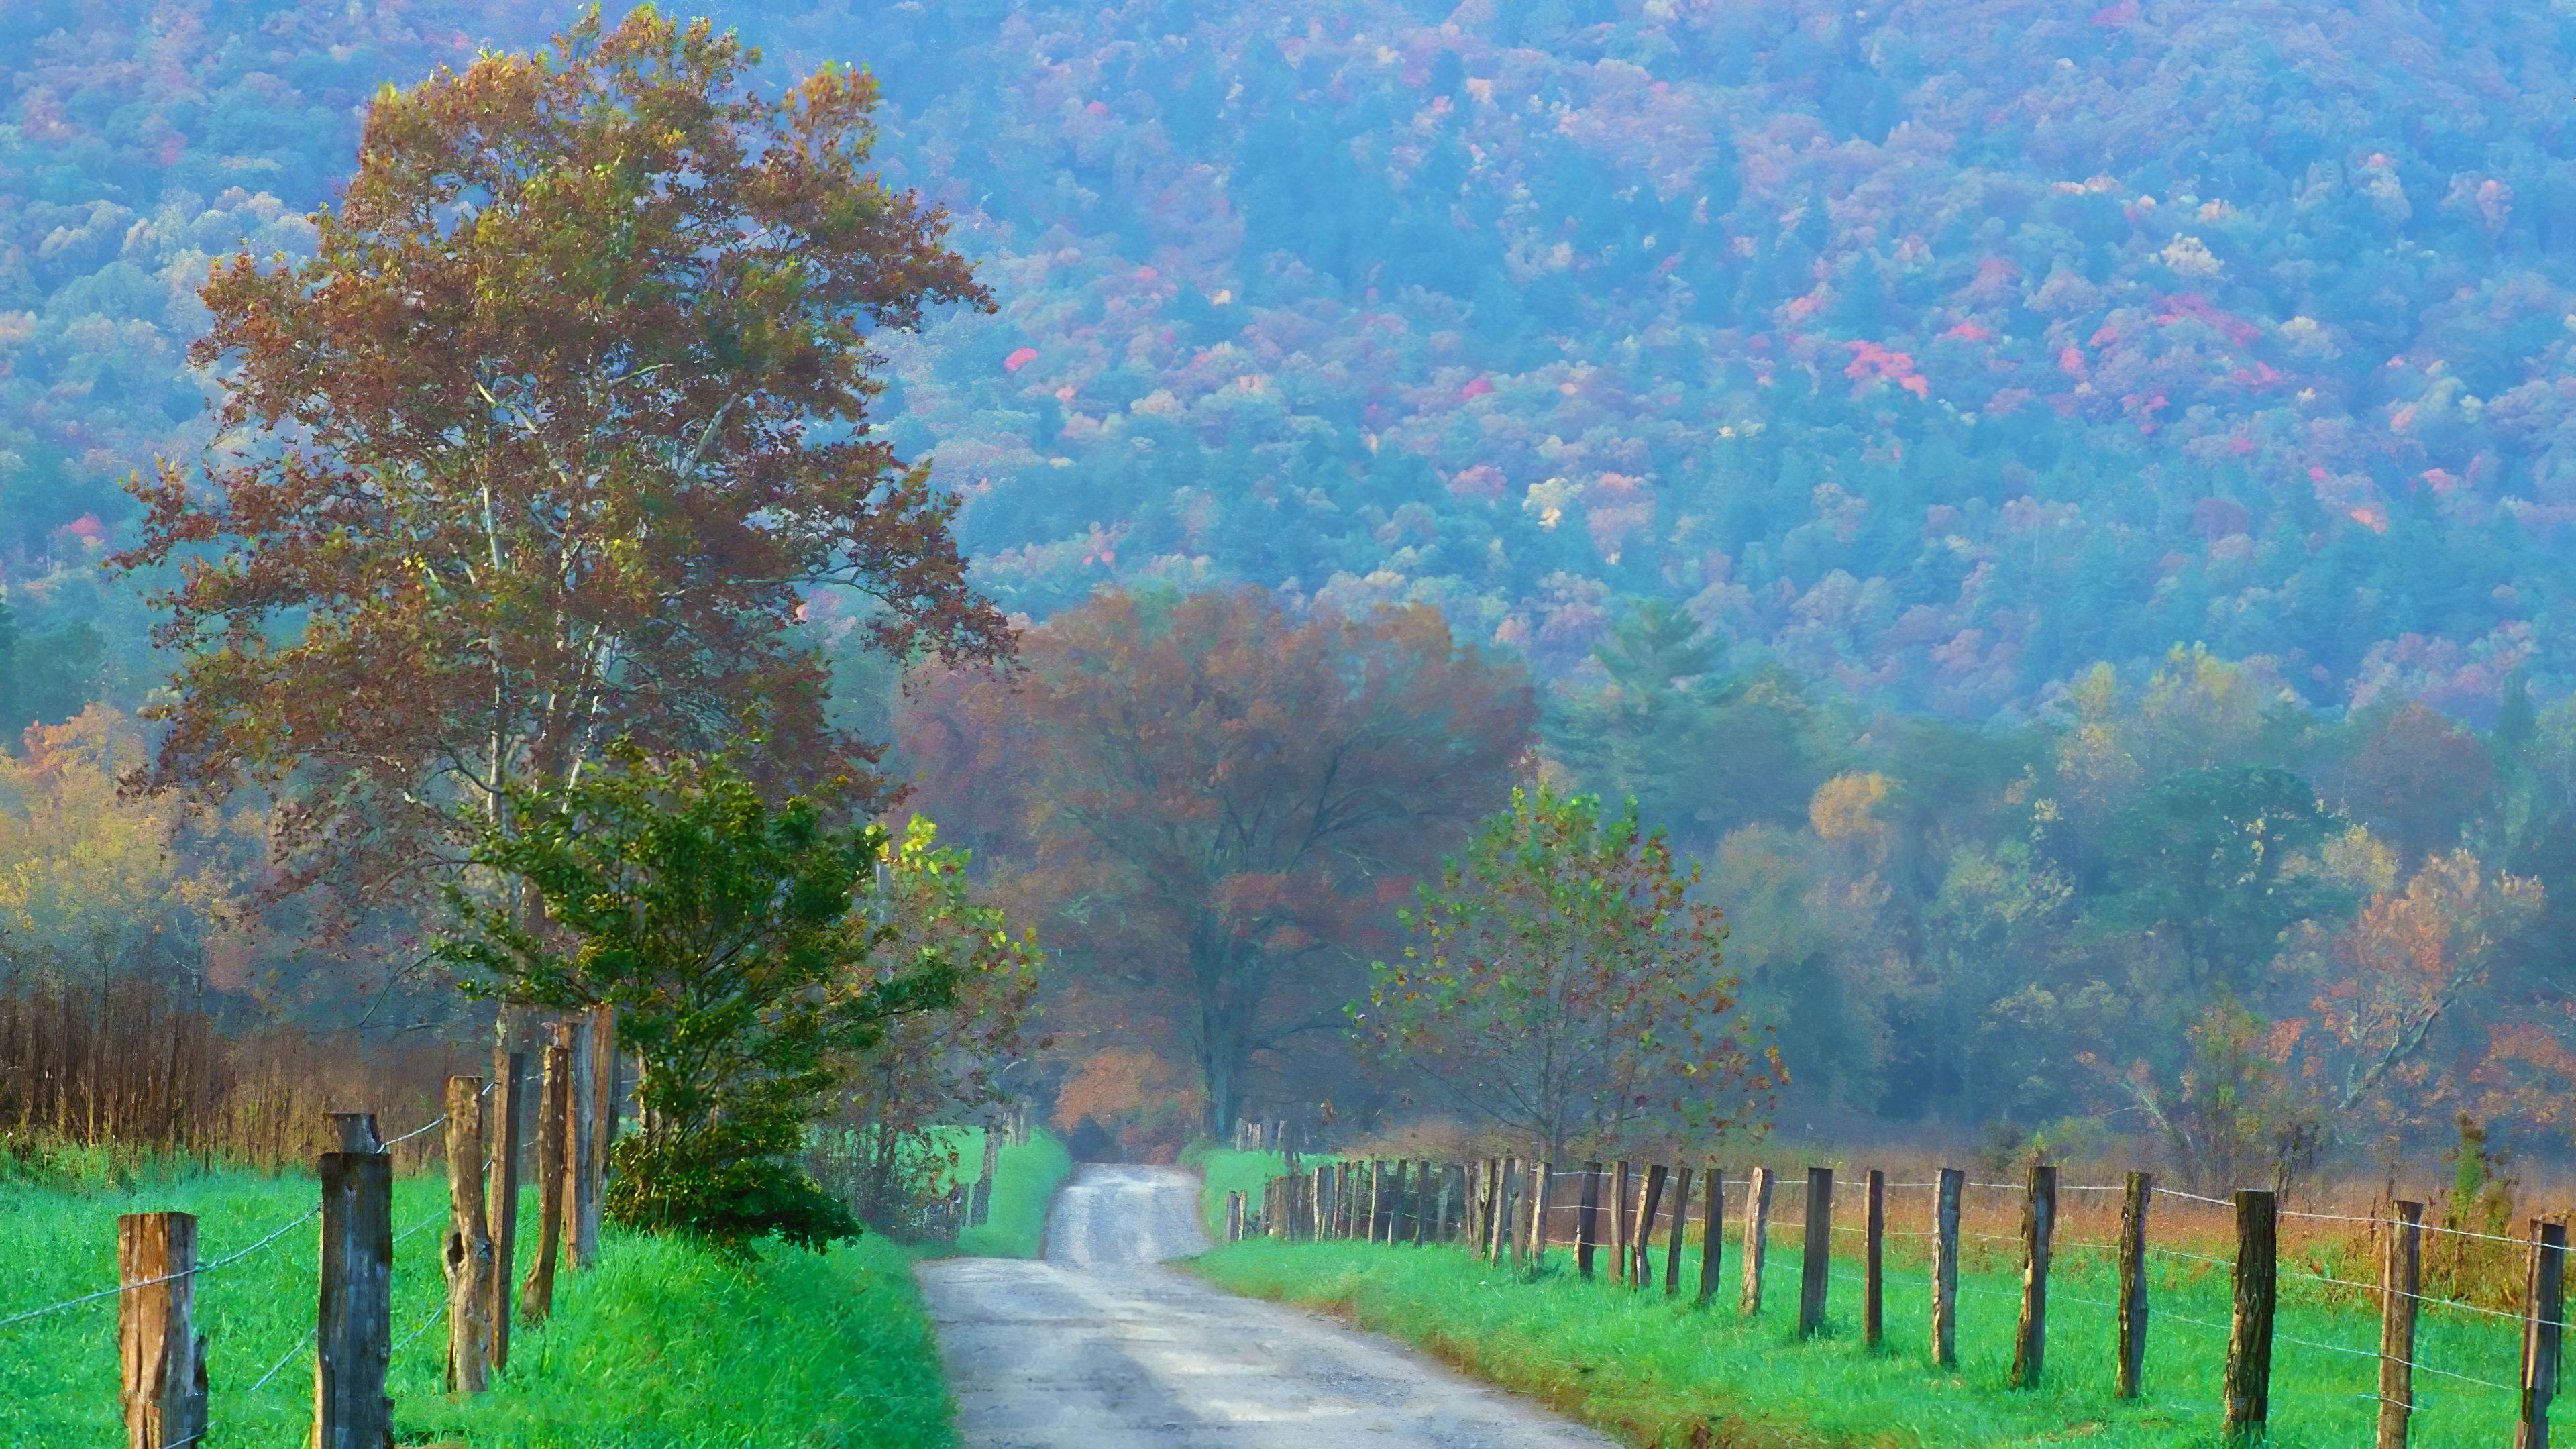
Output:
top-left (7, 0), bottom-right (2576, 730)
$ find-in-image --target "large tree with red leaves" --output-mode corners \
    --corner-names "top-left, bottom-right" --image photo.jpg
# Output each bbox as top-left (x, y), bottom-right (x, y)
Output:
top-left (116, 8), bottom-right (1006, 904)
top-left (902, 586), bottom-right (1533, 1133)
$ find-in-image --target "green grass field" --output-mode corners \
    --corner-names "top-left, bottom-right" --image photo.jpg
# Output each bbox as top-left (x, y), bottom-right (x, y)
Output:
top-left (1183, 1151), bottom-right (2532, 1449)
top-left (0, 1152), bottom-right (955, 1448)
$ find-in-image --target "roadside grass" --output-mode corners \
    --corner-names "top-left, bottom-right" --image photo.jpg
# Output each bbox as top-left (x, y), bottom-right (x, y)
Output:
top-left (1, 1155), bottom-right (955, 1448)
top-left (415, 1229), bottom-right (950, 1448)
top-left (941, 1127), bottom-right (1073, 1259)
top-left (1189, 1235), bottom-right (2526, 1449)
top-left (1180, 1144), bottom-right (1289, 1235)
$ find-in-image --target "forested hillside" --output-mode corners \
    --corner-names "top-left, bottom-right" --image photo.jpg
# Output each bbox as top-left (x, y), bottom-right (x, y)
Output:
top-left (11, 1), bottom-right (2576, 1161)
top-left (8, 0), bottom-right (2576, 727)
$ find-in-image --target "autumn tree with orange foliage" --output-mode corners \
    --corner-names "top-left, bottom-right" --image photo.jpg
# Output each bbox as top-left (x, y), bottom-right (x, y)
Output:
top-left (115, 8), bottom-right (1006, 910)
top-left (902, 586), bottom-right (1532, 1134)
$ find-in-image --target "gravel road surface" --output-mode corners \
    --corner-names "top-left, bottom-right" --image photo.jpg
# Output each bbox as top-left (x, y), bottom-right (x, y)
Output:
top-left (916, 1163), bottom-right (1619, 1448)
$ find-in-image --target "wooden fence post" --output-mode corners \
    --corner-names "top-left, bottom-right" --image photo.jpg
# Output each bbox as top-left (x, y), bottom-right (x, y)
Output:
top-left (1578, 1161), bottom-right (1604, 1279)
top-left (1697, 1165), bottom-right (1725, 1308)
top-left (2378, 1199), bottom-right (2422, 1449)
top-left (1527, 1161), bottom-right (1552, 1269)
top-left (329, 1112), bottom-right (380, 1154)
top-left (1611, 1161), bottom-right (1633, 1286)
top-left (1414, 1163), bottom-right (1436, 1246)
top-left (975, 1130), bottom-right (1001, 1227)
top-left (2010, 1163), bottom-right (2056, 1389)
top-left (1800, 1167), bottom-right (1834, 1337)
top-left (487, 1049), bottom-right (524, 1372)
top-left (1509, 1160), bottom-right (1534, 1268)
top-left (1740, 1167), bottom-right (1774, 1317)
top-left (1932, 1167), bottom-right (1962, 1368)
top-left (441, 1076), bottom-right (494, 1393)
top-left (1373, 1160), bottom-right (1394, 1243)
top-left (560, 1020), bottom-right (596, 1271)
top-left (1483, 1160), bottom-right (1504, 1252)
top-left (519, 1041), bottom-right (568, 1326)
top-left (1634, 1164), bottom-right (1668, 1290)
top-left (1226, 1191), bottom-right (1242, 1242)
top-left (2224, 1189), bottom-right (2277, 1446)
top-left (2117, 1170), bottom-right (2152, 1399)
top-left (1665, 1167), bottom-right (1694, 1297)
top-left (316, 1150), bottom-right (392, 1449)
top-left (2518, 1217), bottom-right (2567, 1449)
top-left (119, 1212), bottom-right (207, 1449)
top-left (589, 1003), bottom-right (618, 1217)
top-left (1864, 1168), bottom-right (1885, 1349)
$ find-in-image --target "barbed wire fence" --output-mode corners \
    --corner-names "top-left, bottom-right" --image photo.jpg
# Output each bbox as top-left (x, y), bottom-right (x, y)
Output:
top-left (1228, 1145), bottom-right (2561, 1446)
top-left (0, 1047), bottom-right (603, 1449)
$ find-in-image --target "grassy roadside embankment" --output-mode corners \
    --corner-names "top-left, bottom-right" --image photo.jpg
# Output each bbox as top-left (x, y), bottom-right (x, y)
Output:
top-left (0, 1147), bottom-right (957, 1448)
top-left (1183, 1152), bottom-right (2525, 1449)
top-left (941, 1126), bottom-right (1075, 1259)
top-left (1180, 1140), bottom-right (1290, 1237)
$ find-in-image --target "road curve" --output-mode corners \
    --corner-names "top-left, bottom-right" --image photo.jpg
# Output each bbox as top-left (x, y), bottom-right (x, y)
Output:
top-left (915, 1163), bottom-right (1617, 1449)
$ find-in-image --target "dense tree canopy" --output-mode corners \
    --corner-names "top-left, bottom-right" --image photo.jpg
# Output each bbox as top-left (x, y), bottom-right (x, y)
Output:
top-left (113, 9), bottom-right (1002, 902)
top-left (901, 586), bottom-right (1533, 1132)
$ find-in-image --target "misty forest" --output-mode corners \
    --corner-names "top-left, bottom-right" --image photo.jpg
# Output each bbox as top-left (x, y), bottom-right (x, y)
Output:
top-left (7, 3), bottom-right (2576, 1448)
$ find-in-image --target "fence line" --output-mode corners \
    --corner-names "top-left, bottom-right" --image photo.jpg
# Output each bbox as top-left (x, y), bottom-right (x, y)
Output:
top-left (1249, 1152), bottom-right (2559, 1447)
top-left (15, 1032), bottom-right (618, 1449)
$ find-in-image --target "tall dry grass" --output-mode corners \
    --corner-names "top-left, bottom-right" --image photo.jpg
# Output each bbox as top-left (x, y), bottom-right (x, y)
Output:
top-left (0, 975), bottom-right (471, 1173)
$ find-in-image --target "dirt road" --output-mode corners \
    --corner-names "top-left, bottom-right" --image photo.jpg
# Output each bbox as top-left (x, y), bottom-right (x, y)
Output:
top-left (916, 1163), bottom-right (1618, 1448)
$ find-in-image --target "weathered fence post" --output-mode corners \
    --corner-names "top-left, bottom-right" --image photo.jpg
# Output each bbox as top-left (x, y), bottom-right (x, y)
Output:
top-left (2379, 1199), bottom-right (2422, 1449)
top-left (2223, 1188), bottom-right (2277, 1446)
top-left (1509, 1160), bottom-right (1533, 1267)
top-left (1634, 1164), bottom-right (1668, 1290)
top-left (330, 1112), bottom-right (380, 1155)
top-left (1863, 1168), bottom-right (1885, 1349)
top-left (2518, 1217), bottom-right (2567, 1449)
top-left (519, 1040), bottom-right (568, 1326)
top-left (1414, 1163), bottom-right (1436, 1246)
top-left (974, 1130), bottom-right (1001, 1226)
top-left (1527, 1161), bottom-right (1552, 1269)
top-left (441, 1075), bottom-right (495, 1393)
top-left (2117, 1170), bottom-right (2152, 1399)
top-left (119, 1212), bottom-right (207, 1449)
top-left (1611, 1161), bottom-right (1633, 1286)
top-left (487, 1049), bottom-right (524, 1371)
top-left (316, 1149), bottom-right (392, 1449)
top-left (1697, 1165), bottom-right (1725, 1308)
top-left (561, 1018), bottom-right (597, 1271)
top-left (1226, 1190), bottom-right (1243, 1242)
top-left (1799, 1167), bottom-right (1835, 1337)
top-left (1577, 1161), bottom-right (1604, 1279)
top-left (1740, 1166), bottom-right (1774, 1317)
top-left (1932, 1167), bottom-right (1962, 1368)
top-left (589, 1003), bottom-right (618, 1212)
top-left (1665, 1167), bottom-right (1694, 1297)
top-left (2010, 1163), bottom-right (2055, 1389)
top-left (1483, 1160), bottom-right (1504, 1252)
